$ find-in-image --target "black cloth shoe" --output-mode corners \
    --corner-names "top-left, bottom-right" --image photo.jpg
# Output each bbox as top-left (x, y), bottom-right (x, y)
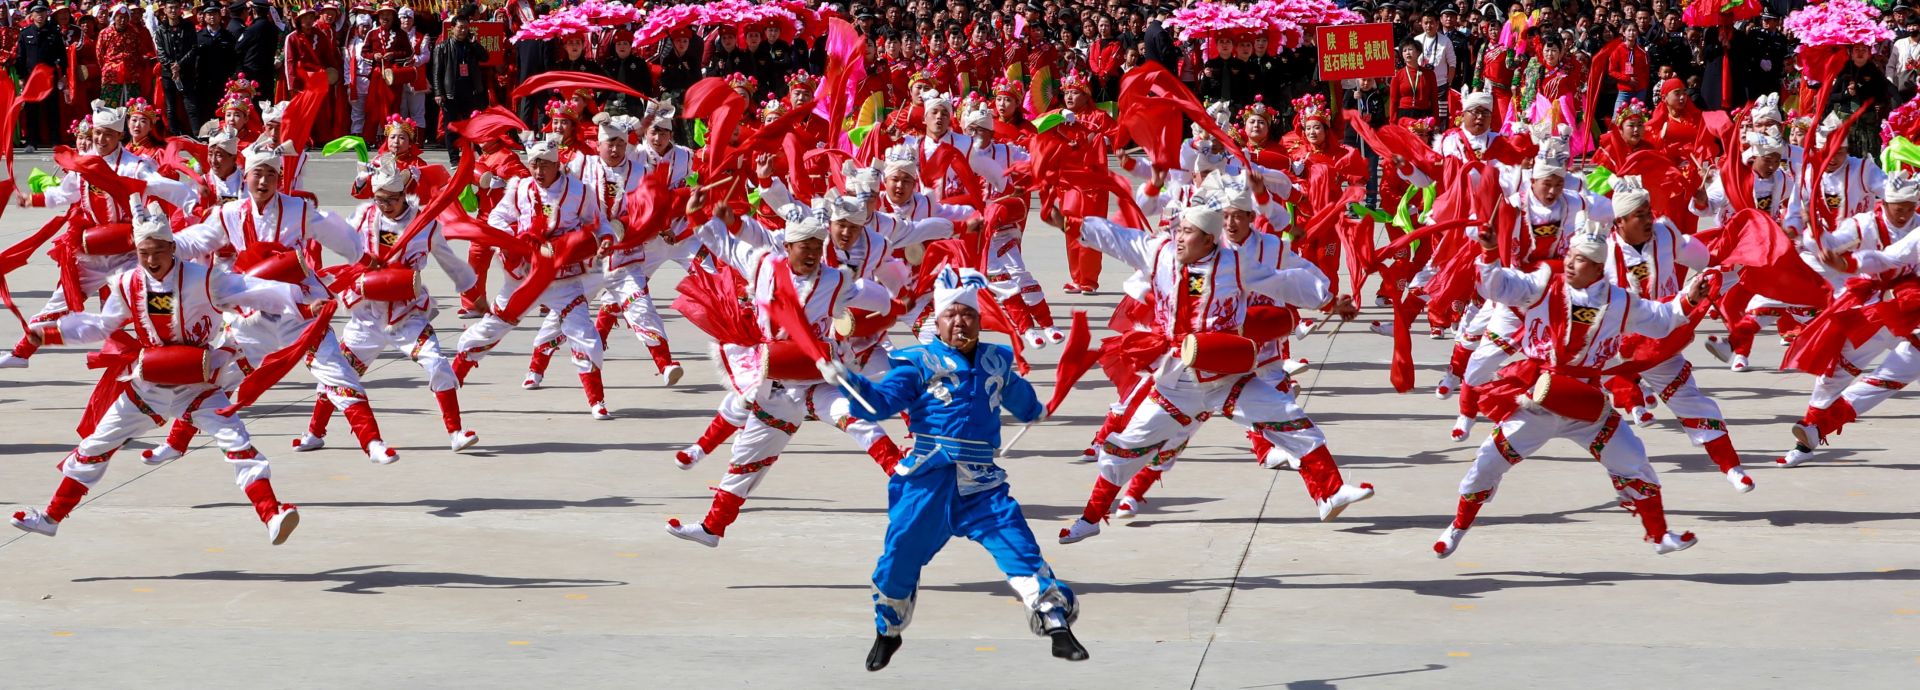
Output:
top-left (1050, 629), bottom-right (1089, 661)
top-left (865, 634), bottom-right (903, 671)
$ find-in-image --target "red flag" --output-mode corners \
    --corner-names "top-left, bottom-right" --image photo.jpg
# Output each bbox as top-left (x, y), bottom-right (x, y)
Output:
top-left (510, 70), bottom-right (645, 102)
top-left (1045, 311), bottom-right (1095, 415)
top-left (451, 106), bottom-right (530, 143)
top-left (766, 259), bottom-right (831, 363)
top-left (1710, 209), bottom-right (1831, 307)
top-left (1118, 98), bottom-right (1187, 171)
top-left (217, 302), bottom-right (338, 416)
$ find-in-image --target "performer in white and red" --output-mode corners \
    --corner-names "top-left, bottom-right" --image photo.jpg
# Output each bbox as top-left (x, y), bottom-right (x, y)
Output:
top-left (9, 201), bottom-right (311, 544)
top-left (3, 101), bottom-right (197, 369)
top-left (1598, 177), bottom-right (1753, 492)
top-left (524, 113), bottom-right (692, 389)
top-left (300, 157), bottom-right (481, 453)
top-left (1780, 171), bottom-right (1920, 467)
top-left (1697, 130), bottom-right (1802, 373)
top-left (1055, 195), bottom-right (1372, 545)
top-left (160, 141), bottom-right (392, 462)
top-left (1434, 230), bottom-right (1709, 558)
top-left (452, 133), bottom-right (616, 418)
top-left (665, 195), bottom-right (895, 548)
top-left (960, 101), bottom-right (1063, 349)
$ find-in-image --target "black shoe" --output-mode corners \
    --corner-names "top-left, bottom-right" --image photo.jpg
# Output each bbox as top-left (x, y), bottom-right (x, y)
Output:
top-left (1049, 629), bottom-right (1089, 661)
top-left (865, 634), bottom-right (903, 671)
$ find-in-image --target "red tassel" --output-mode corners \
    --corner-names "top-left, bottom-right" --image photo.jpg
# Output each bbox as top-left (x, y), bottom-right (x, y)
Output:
top-left (702, 488), bottom-right (748, 537)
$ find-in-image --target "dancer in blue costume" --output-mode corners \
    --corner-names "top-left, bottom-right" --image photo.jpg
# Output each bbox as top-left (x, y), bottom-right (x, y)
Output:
top-left (836, 267), bottom-right (1087, 671)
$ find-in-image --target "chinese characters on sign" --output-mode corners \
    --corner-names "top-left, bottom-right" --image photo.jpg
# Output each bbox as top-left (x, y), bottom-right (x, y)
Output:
top-left (1314, 23), bottom-right (1396, 81)
top-left (473, 22), bottom-right (507, 68)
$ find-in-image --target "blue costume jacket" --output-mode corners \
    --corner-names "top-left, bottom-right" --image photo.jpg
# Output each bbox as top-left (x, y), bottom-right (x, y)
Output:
top-left (844, 339), bottom-right (1045, 492)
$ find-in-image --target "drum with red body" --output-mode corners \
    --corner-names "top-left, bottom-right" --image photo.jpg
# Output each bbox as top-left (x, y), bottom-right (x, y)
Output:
top-left (1529, 372), bottom-right (1608, 423)
top-left (79, 223), bottom-right (135, 255)
top-left (1241, 305), bottom-right (1299, 342)
top-left (239, 247), bottom-right (308, 284)
top-left (763, 340), bottom-right (821, 381)
top-left (137, 345), bottom-right (214, 386)
top-left (544, 230), bottom-right (600, 266)
top-left (1179, 332), bottom-right (1258, 375)
top-left (357, 267), bottom-right (421, 302)
top-left (835, 308), bottom-right (897, 339)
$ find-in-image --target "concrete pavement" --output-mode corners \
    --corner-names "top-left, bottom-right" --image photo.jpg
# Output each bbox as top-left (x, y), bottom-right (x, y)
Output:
top-left (0, 155), bottom-right (1917, 688)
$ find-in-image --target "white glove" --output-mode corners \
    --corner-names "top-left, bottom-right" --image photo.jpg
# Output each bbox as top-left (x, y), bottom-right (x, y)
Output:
top-left (817, 358), bottom-right (853, 383)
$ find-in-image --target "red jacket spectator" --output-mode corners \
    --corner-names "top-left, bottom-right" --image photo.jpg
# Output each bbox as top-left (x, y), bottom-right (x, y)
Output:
top-left (1388, 63), bottom-right (1436, 119)
top-left (1606, 40), bottom-right (1648, 93)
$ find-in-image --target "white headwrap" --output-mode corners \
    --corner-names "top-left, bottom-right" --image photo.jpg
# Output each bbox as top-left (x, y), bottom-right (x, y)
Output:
top-left (1750, 93), bottom-right (1783, 125)
top-left (1814, 112), bottom-right (1843, 149)
top-left (1568, 231), bottom-right (1608, 263)
top-left (90, 100), bottom-right (127, 133)
top-left (131, 198), bottom-right (173, 244)
top-left (1530, 122), bottom-right (1571, 177)
top-left (932, 266), bottom-right (988, 315)
top-left (784, 200), bottom-right (832, 243)
top-left (596, 112), bottom-right (638, 141)
top-left (259, 100), bottom-right (288, 125)
top-left (881, 143), bottom-right (919, 178)
top-left (243, 140), bottom-right (294, 174)
top-left (208, 129), bottom-right (241, 154)
top-left (1180, 193), bottom-right (1226, 237)
top-left (961, 103), bottom-right (995, 131)
top-left (1610, 175), bottom-right (1651, 218)
top-left (644, 99), bottom-right (677, 131)
top-left (921, 90), bottom-right (954, 113)
top-left (824, 189), bottom-right (870, 225)
top-left (1202, 173), bottom-right (1256, 212)
top-left (844, 163), bottom-right (882, 200)
top-left (1740, 131), bottom-right (1786, 163)
top-left (1462, 89), bottom-right (1495, 113)
top-left (1884, 169), bottom-right (1920, 205)
top-left (368, 154), bottom-right (411, 194)
top-left (522, 132), bottom-right (563, 163)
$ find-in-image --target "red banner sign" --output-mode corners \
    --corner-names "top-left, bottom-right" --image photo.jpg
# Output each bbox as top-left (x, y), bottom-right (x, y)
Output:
top-left (473, 21), bottom-right (508, 68)
top-left (1315, 23), bottom-right (1395, 81)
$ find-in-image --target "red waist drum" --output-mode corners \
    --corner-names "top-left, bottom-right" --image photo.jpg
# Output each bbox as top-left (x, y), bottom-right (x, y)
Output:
top-left (1529, 372), bottom-right (1607, 423)
top-left (80, 223), bottom-right (135, 255)
top-left (241, 250), bottom-right (308, 284)
top-left (1241, 305), bottom-right (1299, 342)
top-left (763, 340), bottom-right (820, 381)
top-left (138, 345), bottom-right (214, 386)
top-left (1180, 332), bottom-right (1258, 375)
top-left (358, 267), bottom-right (421, 302)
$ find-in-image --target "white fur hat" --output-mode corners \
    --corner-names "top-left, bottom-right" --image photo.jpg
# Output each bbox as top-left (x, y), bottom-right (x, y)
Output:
top-left (1884, 169), bottom-right (1920, 205)
top-left (368, 154), bottom-right (411, 194)
top-left (881, 143), bottom-right (919, 178)
top-left (243, 140), bottom-right (294, 174)
top-left (1610, 175), bottom-right (1652, 218)
top-left (131, 198), bottom-right (172, 244)
top-left (90, 100), bottom-right (127, 133)
top-left (932, 266), bottom-right (988, 315)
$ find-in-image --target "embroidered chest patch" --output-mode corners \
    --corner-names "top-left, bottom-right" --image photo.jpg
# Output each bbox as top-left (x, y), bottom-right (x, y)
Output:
top-left (1756, 196), bottom-right (1773, 211)
top-left (1187, 274), bottom-right (1206, 297)
top-left (378, 229), bottom-right (399, 247)
top-left (1629, 262), bottom-right (1651, 283)
top-left (1531, 222), bottom-right (1559, 237)
top-left (147, 292), bottom-right (176, 315)
top-left (1571, 306), bottom-right (1600, 324)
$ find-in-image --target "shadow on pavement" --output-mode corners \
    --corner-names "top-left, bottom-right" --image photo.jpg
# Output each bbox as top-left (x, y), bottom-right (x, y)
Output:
top-left (73, 564), bottom-right (628, 595)
top-left (1243, 663), bottom-right (1448, 689)
top-left (189, 496), bottom-right (656, 518)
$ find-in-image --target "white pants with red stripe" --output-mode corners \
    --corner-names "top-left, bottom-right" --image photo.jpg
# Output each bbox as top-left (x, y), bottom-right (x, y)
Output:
top-left (1638, 354), bottom-right (1727, 445)
top-left (1458, 407), bottom-right (1658, 502)
top-left (1809, 330), bottom-right (1897, 408)
top-left (1838, 338), bottom-right (1920, 417)
top-left (227, 311), bottom-right (369, 408)
top-left (338, 311), bottom-right (457, 393)
top-left (457, 274), bottom-right (602, 372)
top-left (68, 380), bottom-right (269, 489)
top-left (715, 381), bottom-right (888, 499)
top-left (1094, 364), bottom-right (1337, 500)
